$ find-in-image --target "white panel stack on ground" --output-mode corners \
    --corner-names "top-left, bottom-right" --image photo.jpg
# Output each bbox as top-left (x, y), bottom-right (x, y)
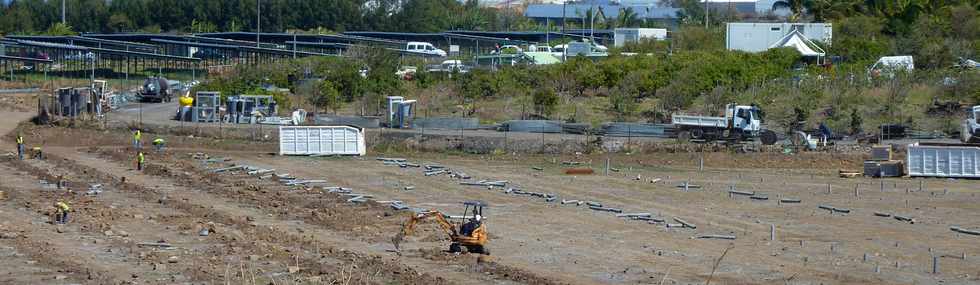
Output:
top-left (907, 142), bottom-right (980, 178)
top-left (278, 125), bottom-right (366, 156)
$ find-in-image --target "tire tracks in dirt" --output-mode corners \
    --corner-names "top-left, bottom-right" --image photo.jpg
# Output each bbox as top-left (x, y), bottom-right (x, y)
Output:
top-left (4, 153), bottom-right (454, 284)
top-left (249, 155), bottom-right (892, 284)
top-left (44, 146), bottom-right (567, 285)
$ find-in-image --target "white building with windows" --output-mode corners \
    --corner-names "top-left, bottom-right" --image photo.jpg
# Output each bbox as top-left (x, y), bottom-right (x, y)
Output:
top-left (725, 22), bottom-right (831, 53)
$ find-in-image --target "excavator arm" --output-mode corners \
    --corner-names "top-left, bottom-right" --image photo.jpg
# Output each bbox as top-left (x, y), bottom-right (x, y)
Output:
top-left (392, 211), bottom-right (458, 251)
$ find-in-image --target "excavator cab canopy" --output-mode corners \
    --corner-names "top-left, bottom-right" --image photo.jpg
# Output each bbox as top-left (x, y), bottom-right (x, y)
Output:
top-left (462, 200), bottom-right (487, 221)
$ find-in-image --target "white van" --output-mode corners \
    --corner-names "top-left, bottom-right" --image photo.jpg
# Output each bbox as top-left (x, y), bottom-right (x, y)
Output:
top-left (869, 56), bottom-right (914, 78)
top-left (406, 42), bottom-right (447, 57)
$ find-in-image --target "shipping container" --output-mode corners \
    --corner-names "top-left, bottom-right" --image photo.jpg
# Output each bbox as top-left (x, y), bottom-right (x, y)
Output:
top-left (279, 126), bottom-right (366, 156)
top-left (906, 143), bottom-right (980, 178)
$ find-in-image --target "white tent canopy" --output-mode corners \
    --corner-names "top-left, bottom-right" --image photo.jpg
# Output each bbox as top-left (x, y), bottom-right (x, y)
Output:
top-left (768, 29), bottom-right (826, 57)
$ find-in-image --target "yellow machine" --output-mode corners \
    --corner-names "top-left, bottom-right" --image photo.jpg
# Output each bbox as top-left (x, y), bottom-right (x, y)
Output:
top-left (393, 201), bottom-right (489, 255)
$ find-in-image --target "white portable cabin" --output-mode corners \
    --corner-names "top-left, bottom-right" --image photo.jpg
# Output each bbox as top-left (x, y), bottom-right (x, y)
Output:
top-left (279, 126), bottom-right (366, 156)
top-left (906, 143), bottom-right (980, 178)
top-left (726, 23), bottom-right (832, 53)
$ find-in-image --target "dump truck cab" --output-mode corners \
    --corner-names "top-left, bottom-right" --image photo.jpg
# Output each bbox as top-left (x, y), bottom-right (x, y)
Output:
top-left (725, 104), bottom-right (764, 134)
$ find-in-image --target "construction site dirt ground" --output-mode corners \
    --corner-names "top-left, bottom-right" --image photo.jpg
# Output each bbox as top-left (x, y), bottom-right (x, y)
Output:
top-left (2, 108), bottom-right (980, 284)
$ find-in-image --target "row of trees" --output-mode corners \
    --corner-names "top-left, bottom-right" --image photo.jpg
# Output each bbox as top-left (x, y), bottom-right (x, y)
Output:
top-left (195, 45), bottom-right (803, 122)
top-left (198, 44), bottom-right (980, 135)
top-left (0, 0), bottom-right (534, 35)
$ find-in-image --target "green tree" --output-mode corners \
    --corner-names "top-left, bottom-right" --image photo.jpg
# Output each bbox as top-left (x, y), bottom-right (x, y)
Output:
top-left (315, 80), bottom-right (343, 114)
top-left (108, 13), bottom-right (134, 32)
top-left (190, 19), bottom-right (218, 33)
top-left (832, 16), bottom-right (889, 60)
top-left (44, 22), bottom-right (77, 36)
top-left (805, 0), bottom-right (860, 21)
top-left (617, 7), bottom-right (640, 28)
top-left (849, 109), bottom-right (863, 134)
top-left (608, 79), bottom-right (640, 120)
top-left (673, 25), bottom-right (724, 51)
top-left (532, 88), bottom-right (559, 117)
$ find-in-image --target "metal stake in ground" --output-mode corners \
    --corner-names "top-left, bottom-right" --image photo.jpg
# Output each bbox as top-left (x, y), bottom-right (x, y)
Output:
top-left (770, 224), bottom-right (776, 241)
top-left (699, 155), bottom-right (704, 172)
top-left (605, 157), bottom-right (610, 176)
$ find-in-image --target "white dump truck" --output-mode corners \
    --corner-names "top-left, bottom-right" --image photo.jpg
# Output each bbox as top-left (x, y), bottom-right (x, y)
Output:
top-left (963, 105), bottom-right (980, 143)
top-left (672, 103), bottom-right (778, 145)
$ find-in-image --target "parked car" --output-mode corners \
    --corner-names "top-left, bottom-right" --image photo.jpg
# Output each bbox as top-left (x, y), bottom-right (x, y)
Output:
top-left (193, 49), bottom-right (228, 60)
top-left (491, 45), bottom-right (523, 55)
top-left (395, 66), bottom-right (418, 80)
top-left (426, 60), bottom-right (470, 73)
top-left (405, 42), bottom-right (446, 57)
top-left (869, 56), bottom-right (914, 79)
top-left (528, 45), bottom-right (552, 52)
top-left (551, 44), bottom-right (567, 57)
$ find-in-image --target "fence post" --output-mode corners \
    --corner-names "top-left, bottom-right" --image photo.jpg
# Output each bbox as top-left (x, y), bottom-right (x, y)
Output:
top-left (605, 157), bottom-right (610, 176)
top-left (627, 123), bottom-right (632, 146)
top-left (540, 124), bottom-right (545, 154)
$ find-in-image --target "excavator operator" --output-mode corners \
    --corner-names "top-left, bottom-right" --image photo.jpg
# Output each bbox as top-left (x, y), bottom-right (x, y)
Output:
top-left (460, 207), bottom-right (482, 237)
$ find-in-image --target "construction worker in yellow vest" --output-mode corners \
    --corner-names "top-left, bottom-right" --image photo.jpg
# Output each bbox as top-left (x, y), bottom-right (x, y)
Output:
top-left (152, 138), bottom-right (165, 152)
top-left (137, 152), bottom-right (145, 171)
top-left (54, 201), bottom-right (71, 224)
top-left (16, 133), bottom-right (24, 160)
top-left (133, 129), bottom-right (142, 149)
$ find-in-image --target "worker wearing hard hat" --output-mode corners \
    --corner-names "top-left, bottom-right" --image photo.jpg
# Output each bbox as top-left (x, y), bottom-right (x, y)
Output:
top-left (460, 215), bottom-right (482, 237)
top-left (137, 151), bottom-right (145, 171)
top-left (54, 201), bottom-right (71, 224)
top-left (152, 138), bottom-right (166, 152)
top-left (133, 129), bottom-right (142, 149)
top-left (16, 133), bottom-right (24, 160)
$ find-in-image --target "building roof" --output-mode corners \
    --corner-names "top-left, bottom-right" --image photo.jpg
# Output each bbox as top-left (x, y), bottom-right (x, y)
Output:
top-left (525, 4), bottom-right (681, 19)
top-left (9, 39), bottom-right (200, 61)
top-left (0, 54), bottom-right (54, 64)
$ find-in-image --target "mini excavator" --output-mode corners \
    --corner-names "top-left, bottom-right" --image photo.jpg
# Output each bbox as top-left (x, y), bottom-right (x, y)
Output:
top-left (392, 201), bottom-right (489, 255)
